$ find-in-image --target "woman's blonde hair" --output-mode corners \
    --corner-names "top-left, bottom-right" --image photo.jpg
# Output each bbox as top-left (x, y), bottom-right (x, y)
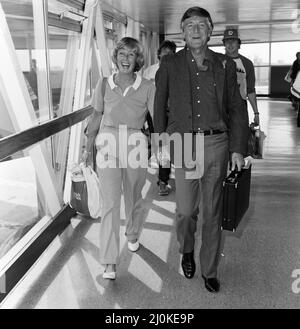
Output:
top-left (112, 37), bottom-right (144, 72)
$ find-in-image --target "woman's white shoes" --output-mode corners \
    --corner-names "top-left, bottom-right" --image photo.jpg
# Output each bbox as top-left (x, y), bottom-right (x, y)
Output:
top-left (103, 264), bottom-right (116, 279)
top-left (103, 271), bottom-right (116, 280)
top-left (128, 241), bottom-right (140, 252)
top-left (102, 243), bottom-right (139, 280)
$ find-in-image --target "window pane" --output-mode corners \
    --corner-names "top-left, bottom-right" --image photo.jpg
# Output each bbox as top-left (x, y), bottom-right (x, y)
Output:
top-left (16, 50), bottom-right (30, 71)
top-left (271, 41), bottom-right (300, 65)
top-left (0, 1), bottom-right (67, 261)
top-left (49, 48), bottom-right (66, 116)
top-left (255, 66), bottom-right (269, 94)
top-left (47, 26), bottom-right (81, 192)
top-left (0, 149), bottom-right (50, 260)
top-left (239, 43), bottom-right (270, 66)
top-left (1, 0), bottom-right (43, 124)
top-left (48, 26), bottom-right (79, 118)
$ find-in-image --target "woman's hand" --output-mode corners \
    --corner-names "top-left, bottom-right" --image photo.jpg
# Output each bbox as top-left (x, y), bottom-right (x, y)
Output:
top-left (157, 145), bottom-right (170, 167)
top-left (82, 150), bottom-right (93, 167)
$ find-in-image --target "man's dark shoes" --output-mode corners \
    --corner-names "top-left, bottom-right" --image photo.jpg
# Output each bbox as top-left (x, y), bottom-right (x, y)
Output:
top-left (181, 251), bottom-right (195, 279)
top-left (202, 275), bottom-right (220, 293)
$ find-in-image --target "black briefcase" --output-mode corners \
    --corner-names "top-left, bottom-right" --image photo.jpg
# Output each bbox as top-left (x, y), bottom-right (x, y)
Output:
top-left (222, 166), bottom-right (251, 232)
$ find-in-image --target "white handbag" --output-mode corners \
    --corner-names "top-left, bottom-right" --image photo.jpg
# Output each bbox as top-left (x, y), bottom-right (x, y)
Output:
top-left (80, 163), bottom-right (102, 219)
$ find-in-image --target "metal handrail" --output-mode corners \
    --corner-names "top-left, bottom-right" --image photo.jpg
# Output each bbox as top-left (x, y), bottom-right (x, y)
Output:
top-left (0, 105), bottom-right (93, 161)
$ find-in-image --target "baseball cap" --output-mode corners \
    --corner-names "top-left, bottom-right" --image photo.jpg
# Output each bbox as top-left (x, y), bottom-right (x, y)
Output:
top-left (222, 28), bottom-right (240, 42)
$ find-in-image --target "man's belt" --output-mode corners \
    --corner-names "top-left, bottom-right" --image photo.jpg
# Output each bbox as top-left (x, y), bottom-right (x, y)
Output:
top-left (192, 129), bottom-right (225, 136)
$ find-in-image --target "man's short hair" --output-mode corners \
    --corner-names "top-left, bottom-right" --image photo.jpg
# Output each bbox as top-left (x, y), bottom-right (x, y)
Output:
top-left (157, 40), bottom-right (177, 59)
top-left (180, 6), bottom-right (214, 30)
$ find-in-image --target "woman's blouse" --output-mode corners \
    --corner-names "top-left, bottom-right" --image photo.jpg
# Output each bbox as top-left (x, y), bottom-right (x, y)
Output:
top-left (91, 74), bottom-right (155, 130)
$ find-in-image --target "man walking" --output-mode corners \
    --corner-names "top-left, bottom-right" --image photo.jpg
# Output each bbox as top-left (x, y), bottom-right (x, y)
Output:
top-left (154, 7), bottom-right (249, 293)
top-left (144, 40), bottom-right (177, 196)
top-left (223, 28), bottom-right (260, 125)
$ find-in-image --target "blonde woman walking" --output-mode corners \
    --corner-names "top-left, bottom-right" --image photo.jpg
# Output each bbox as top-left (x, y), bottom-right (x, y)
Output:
top-left (84, 37), bottom-right (155, 279)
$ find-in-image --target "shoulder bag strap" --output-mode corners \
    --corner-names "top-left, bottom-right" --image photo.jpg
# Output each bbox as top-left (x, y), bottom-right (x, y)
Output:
top-left (101, 77), bottom-right (107, 102)
top-left (98, 77), bottom-right (107, 132)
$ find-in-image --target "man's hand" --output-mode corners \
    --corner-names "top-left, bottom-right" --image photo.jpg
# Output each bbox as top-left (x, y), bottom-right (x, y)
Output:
top-left (231, 152), bottom-right (245, 171)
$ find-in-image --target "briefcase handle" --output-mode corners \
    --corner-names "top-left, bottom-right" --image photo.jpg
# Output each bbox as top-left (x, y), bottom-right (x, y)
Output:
top-left (226, 169), bottom-right (241, 183)
top-left (227, 158), bottom-right (252, 182)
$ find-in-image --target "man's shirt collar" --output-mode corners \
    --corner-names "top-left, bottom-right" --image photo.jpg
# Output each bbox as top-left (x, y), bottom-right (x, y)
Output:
top-left (185, 46), bottom-right (214, 63)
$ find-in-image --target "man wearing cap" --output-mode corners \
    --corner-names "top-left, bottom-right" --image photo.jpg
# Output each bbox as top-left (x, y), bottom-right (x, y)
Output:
top-left (154, 7), bottom-right (249, 293)
top-left (223, 28), bottom-right (260, 125)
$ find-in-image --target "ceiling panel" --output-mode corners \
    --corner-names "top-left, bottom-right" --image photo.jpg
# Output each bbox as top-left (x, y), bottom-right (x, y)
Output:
top-left (102, 0), bottom-right (300, 44)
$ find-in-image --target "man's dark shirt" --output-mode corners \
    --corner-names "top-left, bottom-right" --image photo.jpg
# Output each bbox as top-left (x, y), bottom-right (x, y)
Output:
top-left (186, 48), bottom-right (227, 132)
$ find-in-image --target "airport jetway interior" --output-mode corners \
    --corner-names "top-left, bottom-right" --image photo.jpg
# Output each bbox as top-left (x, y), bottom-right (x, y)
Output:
top-left (0, 0), bottom-right (300, 308)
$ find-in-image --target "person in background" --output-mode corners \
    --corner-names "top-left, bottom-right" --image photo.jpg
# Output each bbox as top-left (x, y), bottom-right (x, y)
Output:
top-left (223, 28), bottom-right (260, 126)
top-left (24, 75), bottom-right (38, 118)
top-left (290, 51), bottom-right (300, 83)
top-left (289, 52), bottom-right (300, 113)
top-left (143, 40), bottom-right (177, 196)
top-left (27, 59), bottom-right (39, 117)
top-left (28, 59), bottom-right (38, 96)
top-left (143, 40), bottom-right (177, 81)
top-left (154, 6), bottom-right (249, 293)
top-left (83, 37), bottom-right (155, 280)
